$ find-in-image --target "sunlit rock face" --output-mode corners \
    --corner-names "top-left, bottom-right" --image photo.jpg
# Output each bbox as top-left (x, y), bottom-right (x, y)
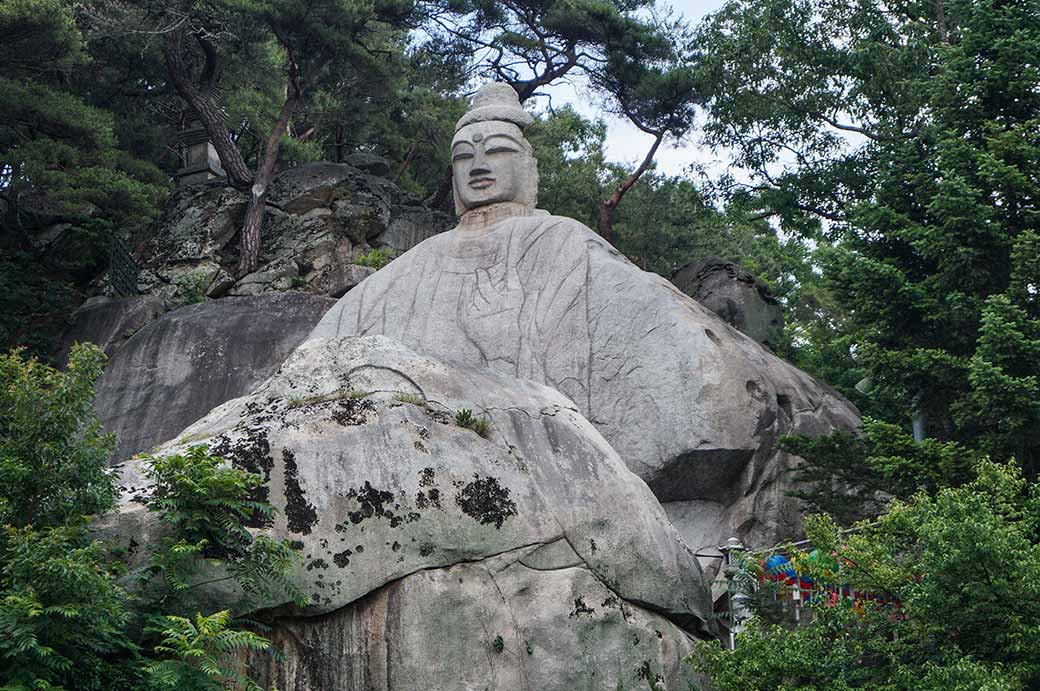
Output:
top-left (104, 336), bottom-right (713, 689)
top-left (308, 83), bottom-right (861, 552)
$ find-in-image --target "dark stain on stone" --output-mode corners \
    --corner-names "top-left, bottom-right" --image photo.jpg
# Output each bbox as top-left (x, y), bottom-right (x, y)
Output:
top-left (391, 541), bottom-right (401, 552)
top-left (570, 597), bottom-right (595, 619)
top-left (415, 487), bottom-right (442, 510)
top-left (602, 595), bottom-right (619, 608)
top-left (211, 428), bottom-right (274, 528)
top-left (333, 549), bottom-right (352, 567)
top-left (305, 558), bottom-right (328, 571)
top-left (289, 540), bottom-right (304, 550)
top-left (590, 538), bottom-right (598, 553)
top-left (455, 475), bottom-right (517, 529)
top-left (414, 441), bottom-right (428, 453)
top-left (344, 481), bottom-right (421, 527)
top-left (419, 542), bottom-right (435, 557)
top-left (355, 544), bottom-right (364, 553)
top-left (283, 447), bottom-right (318, 534)
top-left (419, 467), bottom-right (435, 487)
top-left (330, 397), bottom-right (375, 426)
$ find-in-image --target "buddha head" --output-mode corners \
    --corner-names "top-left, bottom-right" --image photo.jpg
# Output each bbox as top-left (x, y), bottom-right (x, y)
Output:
top-left (451, 83), bottom-right (538, 217)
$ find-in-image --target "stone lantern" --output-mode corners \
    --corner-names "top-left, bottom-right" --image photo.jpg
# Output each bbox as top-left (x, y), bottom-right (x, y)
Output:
top-left (176, 110), bottom-right (225, 185)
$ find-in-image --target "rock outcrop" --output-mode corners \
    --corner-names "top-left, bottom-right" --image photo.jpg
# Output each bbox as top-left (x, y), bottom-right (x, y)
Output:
top-left (105, 336), bottom-right (713, 689)
top-left (131, 161), bottom-right (451, 305)
top-left (308, 214), bottom-right (860, 550)
top-left (95, 293), bottom-right (335, 461)
top-left (55, 294), bottom-right (167, 365)
top-left (671, 256), bottom-right (785, 349)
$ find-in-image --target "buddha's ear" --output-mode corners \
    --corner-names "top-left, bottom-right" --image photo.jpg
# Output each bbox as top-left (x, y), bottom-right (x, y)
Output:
top-left (452, 171), bottom-right (466, 218)
top-left (518, 150), bottom-right (539, 210)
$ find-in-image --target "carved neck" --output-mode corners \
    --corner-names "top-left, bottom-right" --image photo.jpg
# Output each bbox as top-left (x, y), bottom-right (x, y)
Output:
top-left (457, 202), bottom-right (534, 235)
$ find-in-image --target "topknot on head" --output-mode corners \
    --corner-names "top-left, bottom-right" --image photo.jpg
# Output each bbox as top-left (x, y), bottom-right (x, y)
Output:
top-left (454, 83), bottom-right (534, 133)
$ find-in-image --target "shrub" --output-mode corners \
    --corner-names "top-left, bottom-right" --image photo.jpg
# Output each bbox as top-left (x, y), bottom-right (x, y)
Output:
top-left (354, 247), bottom-right (395, 270)
top-left (454, 408), bottom-right (491, 438)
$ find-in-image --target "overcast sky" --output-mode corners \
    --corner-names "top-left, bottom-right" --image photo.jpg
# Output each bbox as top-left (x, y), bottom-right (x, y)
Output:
top-left (534, 0), bottom-right (731, 177)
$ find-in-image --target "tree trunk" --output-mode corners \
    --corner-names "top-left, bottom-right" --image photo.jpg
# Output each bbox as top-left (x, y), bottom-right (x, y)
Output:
top-left (237, 94), bottom-right (299, 277)
top-left (162, 27), bottom-right (254, 191)
top-left (598, 132), bottom-right (663, 243)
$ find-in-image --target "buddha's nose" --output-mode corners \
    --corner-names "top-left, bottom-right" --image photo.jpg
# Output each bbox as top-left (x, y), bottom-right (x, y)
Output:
top-left (470, 149), bottom-right (491, 175)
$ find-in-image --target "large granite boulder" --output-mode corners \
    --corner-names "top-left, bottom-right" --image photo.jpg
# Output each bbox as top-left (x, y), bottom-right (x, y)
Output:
top-left (96, 293), bottom-right (335, 461)
top-left (55, 294), bottom-right (166, 365)
top-left (308, 213), bottom-right (860, 550)
top-left (131, 162), bottom-right (451, 305)
top-left (104, 336), bottom-right (713, 689)
top-left (671, 256), bottom-right (785, 349)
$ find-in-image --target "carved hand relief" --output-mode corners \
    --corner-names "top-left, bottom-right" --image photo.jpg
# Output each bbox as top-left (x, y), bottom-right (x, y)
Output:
top-left (461, 264), bottom-right (524, 363)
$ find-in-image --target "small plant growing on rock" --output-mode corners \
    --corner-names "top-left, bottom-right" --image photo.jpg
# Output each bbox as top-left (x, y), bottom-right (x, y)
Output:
top-left (393, 393), bottom-right (426, 407)
top-left (354, 247), bottom-right (395, 270)
top-left (173, 271), bottom-right (211, 305)
top-left (492, 635), bottom-right (505, 654)
top-left (454, 408), bottom-right (491, 438)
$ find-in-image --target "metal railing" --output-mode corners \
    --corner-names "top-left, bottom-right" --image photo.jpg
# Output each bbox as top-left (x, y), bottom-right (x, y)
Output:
top-left (108, 234), bottom-right (139, 297)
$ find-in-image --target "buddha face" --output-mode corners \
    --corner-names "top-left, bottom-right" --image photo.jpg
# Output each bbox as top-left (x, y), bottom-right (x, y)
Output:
top-left (451, 121), bottom-right (537, 214)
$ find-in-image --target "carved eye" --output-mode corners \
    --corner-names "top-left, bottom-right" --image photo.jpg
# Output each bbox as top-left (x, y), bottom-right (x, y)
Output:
top-left (486, 146), bottom-right (518, 155)
top-left (452, 151), bottom-right (474, 162)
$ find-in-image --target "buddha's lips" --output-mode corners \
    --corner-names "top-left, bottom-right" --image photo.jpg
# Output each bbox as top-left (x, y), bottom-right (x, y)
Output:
top-left (469, 177), bottom-right (495, 189)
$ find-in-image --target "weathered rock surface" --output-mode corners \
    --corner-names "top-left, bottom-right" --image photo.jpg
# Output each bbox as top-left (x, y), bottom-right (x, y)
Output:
top-left (671, 256), bottom-right (785, 349)
top-left (105, 336), bottom-right (713, 689)
top-left (245, 546), bottom-right (703, 691)
top-left (308, 213), bottom-right (860, 549)
top-left (96, 293), bottom-right (335, 461)
top-left (55, 294), bottom-right (166, 365)
top-left (132, 162), bottom-right (451, 305)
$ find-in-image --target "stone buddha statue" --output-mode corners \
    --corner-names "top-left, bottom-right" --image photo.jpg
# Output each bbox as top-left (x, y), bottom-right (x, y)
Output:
top-left (309, 83), bottom-right (858, 553)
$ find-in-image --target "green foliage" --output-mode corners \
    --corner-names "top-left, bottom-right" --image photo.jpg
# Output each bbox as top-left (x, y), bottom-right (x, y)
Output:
top-left (354, 246), bottom-right (395, 270)
top-left (0, 346), bottom-right (298, 690)
top-left (172, 272), bottom-right (211, 306)
top-left (0, 343), bottom-right (116, 529)
top-left (691, 460), bottom-right (1040, 690)
top-left (145, 611), bottom-right (273, 691)
top-left (0, 523), bottom-right (139, 691)
top-left (454, 408), bottom-right (491, 438)
top-left (782, 418), bottom-right (978, 525)
top-left (140, 446), bottom-right (304, 610)
top-left (696, 0), bottom-right (1040, 479)
top-left (392, 393), bottom-right (426, 407)
top-left (0, 0), bottom-right (168, 357)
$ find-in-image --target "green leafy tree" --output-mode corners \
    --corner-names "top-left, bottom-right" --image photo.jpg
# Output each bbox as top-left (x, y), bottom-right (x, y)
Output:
top-left (0, 344), bottom-right (136, 689)
top-left (138, 0), bottom-right (423, 276)
top-left (0, 0), bottom-right (168, 357)
top-left (145, 610), bottom-right (273, 691)
top-left (0, 345), bottom-right (300, 690)
top-left (138, 446), bottom-right (303, 613)
top-left (0, 344), bottom-right (115, 529)
top-left (691, 460), bottom-right (1040, 690)
top-left (696, 0), bottom-right (1040, 490)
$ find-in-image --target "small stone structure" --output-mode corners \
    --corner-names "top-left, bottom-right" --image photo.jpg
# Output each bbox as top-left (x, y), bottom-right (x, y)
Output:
top-left (671, 256), bottom-right (785, 349)
top-left (175, 110), bottom-right (225, 186)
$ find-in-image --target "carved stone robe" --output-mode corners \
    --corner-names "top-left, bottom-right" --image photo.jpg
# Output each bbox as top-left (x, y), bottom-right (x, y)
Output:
top-left (309, 205), bottom-right (859, 548)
